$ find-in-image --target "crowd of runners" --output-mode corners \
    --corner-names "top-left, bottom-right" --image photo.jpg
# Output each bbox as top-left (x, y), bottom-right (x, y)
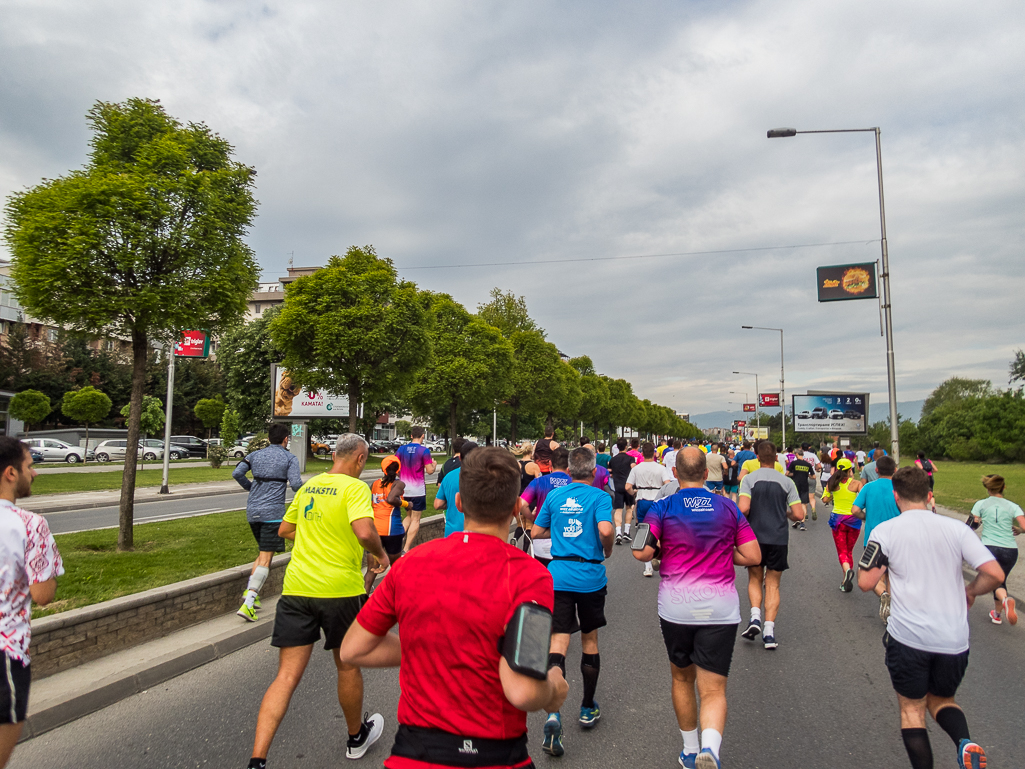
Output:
top-left (0, 426), bottom-right (1021, 769)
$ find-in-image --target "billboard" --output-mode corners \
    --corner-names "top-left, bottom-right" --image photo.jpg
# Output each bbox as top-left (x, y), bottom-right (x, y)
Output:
top-left (743, 403), bottom-right (756, 412)
top-left (174, 330), bottom-right (210, 358)
top-left (792, 393), bottom-right (868, 434)
top-left (271, 364), bottom-right (351, 419)
top-left (744, 426), bottom-right (769, 440)
top-left (816, 262), bottom-right (878, 302)
top-left (759, 393), bottom-right (780, 408)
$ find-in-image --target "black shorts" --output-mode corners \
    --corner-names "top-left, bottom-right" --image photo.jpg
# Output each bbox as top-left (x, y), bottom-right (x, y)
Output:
top-left (250, 521), bottom-right (286, 553)
top-left (986, 545), bottom-right (1018, 592)
top-left (406, 496), bottom-right (427, 513)
top-left (380, 534), bottom-right (405, 556)
top-left (552, 587), bottom-right (607, 635)
top-left (885, 634), bottom-right (968, 700)
top-left (0, 655), bottom-right (29, 724)
top-left (795, 487), bottom-right (810, 505)
top-left (613, 489), bottom-right (636, 509)
top-left (271, 594), bottom-right (365, 650)
top-left (758, 543), bottom-right (789, 572)
top-left (660, 619), bottom-right (738, 678)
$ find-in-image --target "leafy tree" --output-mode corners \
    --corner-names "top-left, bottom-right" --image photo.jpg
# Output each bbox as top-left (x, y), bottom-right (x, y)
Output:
top-left (10, 390), bottom-right (51, 436)
top-left (504, 331), bottom-right (564, 441)
top-left (476, 288), bottom-right (544, 338)
top-left (576, 372), bottom-right (610, 438)
top-left (394, 419), bottom-right (412, 438)
top-left (270, 247), bottom-right (433, 433)
top-left (217, 308), bottom-right (281, 431)
top-left (920, 377), bottom-right (991, 420)
top-left (194, 395), bottom-right (226, 439)
top-left (221, 408), bottom-right (242, 451)
top-left (61, 386), bottom-right (112, 456)
top-left (4, 98), bottom-right (259, 550)
top-left (409, 296), bottom-right (513, 442)
top-left (1011, 350), bottom-right (1025, 385)
top-left (545, 362), bottom-right (581, 435)
top-left (120, 395), bottom-right (165, 437)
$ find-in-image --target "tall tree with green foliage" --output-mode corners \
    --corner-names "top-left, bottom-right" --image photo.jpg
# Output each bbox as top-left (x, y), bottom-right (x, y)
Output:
top-left (194, 395), bottom-right (226, 440)
top-left (3, 98), bottom-right (259, 550)
top-left (220, 408), bottom-right (242, 452)
top-left (270, 247), bottom-right (433, 434)
top-left (920, 377), bottom-right (991, 420)
top-left (503, 331), bottom-right (564, 441)
top-left (394, 419), bottom-right (412, 438)
top-left (217, 308), bottom-right (280, 432)
top-left (9, 390), bottom-right (51, 437)
top-left (409, 296), bottom-right (513, 442)
top-left (61, 386), bottom-right (112, 456)
top-left (1010, 350), bottom-right (1025, 385)
top-left (476, 288), bottom-right (545, 338)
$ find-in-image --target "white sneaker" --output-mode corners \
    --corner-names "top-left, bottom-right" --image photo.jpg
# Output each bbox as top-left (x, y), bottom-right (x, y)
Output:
top-left (643, 563), bottom-right (654, 577)
top-left (346, 712), bottom-right (384, 759)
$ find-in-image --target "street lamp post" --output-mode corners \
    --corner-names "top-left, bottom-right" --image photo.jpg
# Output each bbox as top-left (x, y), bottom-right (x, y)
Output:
top-left (767, 126), bottom-right (899, 462)
top-left (742, 326), bottom-right (785, 452)
top-left (733, 372), bottom-right (759, 437)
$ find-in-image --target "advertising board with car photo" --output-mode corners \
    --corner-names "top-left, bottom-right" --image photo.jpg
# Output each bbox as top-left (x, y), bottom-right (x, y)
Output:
top-left (792, 394), bottom-right (869, 434)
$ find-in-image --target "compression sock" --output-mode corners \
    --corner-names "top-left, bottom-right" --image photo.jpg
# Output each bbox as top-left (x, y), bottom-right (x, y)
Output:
top-left (248, 759), bottom-right (267, 769)
top-left (246, 566), bottom-right (269, 608)
top-left (513, 526), bottom-right (524, 540)
top-left (901, 728), bottom-right (933, 769)
top-left (623, 524), bottom-right (631, 536)
top-left (700, 729), bottom-right (722, 760)
top-left (616, 526), bottom-right (622, 537)
top-left (750, 607), bottom-right (761, 622)
top-left (681, 728), bottom-right (700, 755)
top-left (548, 653), bottom-right (566, 677)
top-left (764, 621), bottom-right (775, 637)
top-left (580, 653), bottom-right (600, 709)
top-left (934, 705), bottom-right (971, 746)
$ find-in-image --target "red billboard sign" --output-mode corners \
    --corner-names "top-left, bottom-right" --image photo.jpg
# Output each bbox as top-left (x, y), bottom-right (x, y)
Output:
top-left (743, 403), bottom-right (756, 413)
top-left (759, 393), bottom-right (780, 408)
top-left (737, 420), bottom-right (746, 428)
top-left (174, 330), bottom-right (210, 358)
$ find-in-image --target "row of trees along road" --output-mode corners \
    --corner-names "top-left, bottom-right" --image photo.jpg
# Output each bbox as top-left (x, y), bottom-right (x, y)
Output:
top-left (3, 98), bottom-right (259, 550)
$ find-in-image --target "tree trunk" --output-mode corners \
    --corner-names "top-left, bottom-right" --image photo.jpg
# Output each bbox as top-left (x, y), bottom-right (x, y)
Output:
top-left (510, 410), bottom-right (519, 442)
top-left (84, 422), bottom-right (90, 462)
top-left (449, 399), bottom-right (458, 450)
top-left (347, 380), bottom-right (360, 434)
top-left (118, 329), bottom-right (147, 551)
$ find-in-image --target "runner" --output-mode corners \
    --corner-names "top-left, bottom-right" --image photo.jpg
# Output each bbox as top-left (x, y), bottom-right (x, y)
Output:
top-left (858, 467), bottom-right (1002, 769)
top-left (785, 450), bottom-right (813, 532)
top-left (532, 427), bottom-right (560, 475)
top-left (800, 443), bottom-right (821, 521)
top-left (968, 474), bottom-right (1025, 626)
top-left (861, 453), bottom-right (880, 483)
top-left (626, 438), bottom-right (644, 463)
top-left (855, 447), bottom-right (867, 472)
top-left (595, 442), bottom-right (611, 469)
top-left (704, 443), bottom-right (728, 495)
top-left (738, 441), bottom-right (805, 649)
top-left (734, 441), bottom-right (755, 470)
top-left (914, 452), bottom-right (938, 511)
top-left (341, 447), bottom-right (568, 769)
top-left (366, 455), bottom-right (409, 593)
top-left (519, 447), bottom-right (572, 566)
top-left (608, 438), bottom-right (637, 545)
top-left (397, 426), bottom-right (437, 553)
top-left (820, 458), bottom-right (864, 593)
top-left (530, 447), bottom-right (615, 757)
top-left (634, 447), bottom-right (760, 769)
top-left (435, 436), bottom-right (465, 487)
top-left (233, 423), bottom-right (304, 621)
top-left (737, 440), bottom-right (784, 481)
top-left (248, 434), bottom-right (389, 768)
top-left (624, 441), bottom-right (674, 577)
top-left (662, 439), bottom-right (682, 472)
top-left (655, 438), bottom-right (669, 462)
top-left (851, 456), bottom-right (900, 620)
top-left (723, 449), bottom-right (741, 503)
top-left (434, 441), bottom-right (479, 536)
top-left (0, 436), bottom-right (63, 768)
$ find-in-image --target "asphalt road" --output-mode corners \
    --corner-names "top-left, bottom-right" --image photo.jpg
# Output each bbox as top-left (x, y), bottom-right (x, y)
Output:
top-left (16, 500), bottom-right (1025, 768)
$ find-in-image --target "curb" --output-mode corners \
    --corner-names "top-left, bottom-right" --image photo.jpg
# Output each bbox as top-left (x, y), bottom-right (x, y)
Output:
top-left (22, 614), bottom-right (273, 741)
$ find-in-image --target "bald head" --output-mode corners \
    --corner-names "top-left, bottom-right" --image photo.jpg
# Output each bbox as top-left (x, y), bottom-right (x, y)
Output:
top-left (675, 447), bottom-right (708, 485)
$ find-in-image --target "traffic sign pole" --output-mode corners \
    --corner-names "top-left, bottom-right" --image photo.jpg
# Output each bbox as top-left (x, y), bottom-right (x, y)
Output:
top-left (158, 350), bottom-right (175, 494)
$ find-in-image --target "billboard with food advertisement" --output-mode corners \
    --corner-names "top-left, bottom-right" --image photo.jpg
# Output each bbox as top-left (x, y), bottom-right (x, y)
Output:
top-left (816, 262), bottom-right (878, 302)
top-left (271, 364), bottom-right (351, 419)
top-left (792, 393), bottom-right (868, 434)
top-left (743, 403), bottom-right (756, 412)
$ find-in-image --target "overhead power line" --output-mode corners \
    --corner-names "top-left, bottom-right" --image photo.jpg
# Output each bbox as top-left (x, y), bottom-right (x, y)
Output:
top-left (397, 239), bottom-right (878, 271)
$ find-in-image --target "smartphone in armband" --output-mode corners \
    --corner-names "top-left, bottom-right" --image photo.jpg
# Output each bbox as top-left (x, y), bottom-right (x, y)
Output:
top-left (630, 523), bottom-right (658, 551)
top-left (501, 603), bottom-right (552, 681)
top-left (859, 541), bottom-right (888, 570)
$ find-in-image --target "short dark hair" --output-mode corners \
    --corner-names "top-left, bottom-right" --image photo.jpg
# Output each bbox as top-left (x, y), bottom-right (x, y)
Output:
top-left (544, 426), bottom-right (555, 438)
top-left (676, 447), bottom-right (707, 482)
top-left (460, 440), bottom-right (478, 460)
top-left (673, 439), bottom-right (682, 449)
top-left (578, 435), bottom-right (590, 447)
top-left (616, 437), bottom-right (627, 451)
top-left (892, 466), bottom-right (931, 504)
top-left (552, 446), bottom-right (570, 471)
top-left (458, 447), bottom-right (521, 522)
top-left (451, 436), bottom-right (466, 456)
top-left (630, 437), bottom-right (640, 450)
top-left (596, 441), bottom-right (606, 452)
top-left (641, 441), bottom-right (655, 459)
top-left (0, 437), bottom-right (29, 479)
top-left (268, 423), bottom-right (289, 445)
top-left (411, 426), bottom-right (425, 439)
top-left (876, 455), bottom-right (897, 476)
top-left (742, 441), bottom-right (751, 450)
top-left (757, 441), bottom-right (777, 464)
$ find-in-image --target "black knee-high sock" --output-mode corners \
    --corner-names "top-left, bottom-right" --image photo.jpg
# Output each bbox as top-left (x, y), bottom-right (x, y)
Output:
top-left (580, 653), bottom-right (600, 709)
top-left (514, 526), bottom-right (524, 540)
top-left (548, 653), bottom-right (566, 677)
top-left (934, 706), bottom-right (971, 746)
top-left (901, 729), bottom-right (933, 769)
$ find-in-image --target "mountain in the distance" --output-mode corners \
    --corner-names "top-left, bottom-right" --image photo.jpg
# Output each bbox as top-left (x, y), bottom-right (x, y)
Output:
top-left (689, 399), bottom-right (925, 430)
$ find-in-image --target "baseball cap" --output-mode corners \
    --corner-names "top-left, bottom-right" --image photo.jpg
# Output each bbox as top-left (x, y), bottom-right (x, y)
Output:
top-left (837, 458), bottom-right (853, 470)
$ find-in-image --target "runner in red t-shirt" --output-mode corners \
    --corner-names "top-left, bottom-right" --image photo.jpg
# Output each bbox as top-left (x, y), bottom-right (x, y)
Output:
top-left (342, 447), bottom-right (569, 769)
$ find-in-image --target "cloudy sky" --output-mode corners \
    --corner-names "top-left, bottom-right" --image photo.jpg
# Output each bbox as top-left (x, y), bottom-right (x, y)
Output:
top-left (2, 0), bottom-right (1023, 416)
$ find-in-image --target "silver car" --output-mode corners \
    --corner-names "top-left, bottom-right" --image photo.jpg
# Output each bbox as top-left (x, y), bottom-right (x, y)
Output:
top-left (21, 438), bottom-right (87, 463)
top-left (93, 439), bottom-right (161, 462)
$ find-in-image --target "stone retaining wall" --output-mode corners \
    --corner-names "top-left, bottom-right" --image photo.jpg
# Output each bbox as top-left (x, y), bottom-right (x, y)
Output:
top-left (29, 513), bottom-right (447, 679)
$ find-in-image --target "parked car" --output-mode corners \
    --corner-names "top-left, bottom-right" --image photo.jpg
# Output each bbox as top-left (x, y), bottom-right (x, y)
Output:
top-left (230, 441), bottom-right (251, 459)
top-left (21, 438), bottom-right (88, 464)
top-left (168, 435), bottom-right (208, 458)
top-left (93, 439), bottom-right (156, 462)
top-left (810, 407), bottom-right (829, 419)
top-left (29, 449), bottom-right (44, 463)
top-left (828, 409), bottom-right (845, 420)
top-left (138, 439), bottom-right (180, 460)
top-left (843, 410), bottom-right (861, 420)
top-left (311, 440), bottom-right (331, 456)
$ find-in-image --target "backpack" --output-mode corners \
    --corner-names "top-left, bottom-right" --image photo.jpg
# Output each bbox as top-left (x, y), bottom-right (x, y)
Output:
top-left (920, 458), bottom-right (933, 475)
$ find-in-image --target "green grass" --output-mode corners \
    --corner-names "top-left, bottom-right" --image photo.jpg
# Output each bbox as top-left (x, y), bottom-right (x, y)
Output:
top-left (32, 466), bottom-right (240, 495)
top-left (894, 458), bottom-right (1025, 513)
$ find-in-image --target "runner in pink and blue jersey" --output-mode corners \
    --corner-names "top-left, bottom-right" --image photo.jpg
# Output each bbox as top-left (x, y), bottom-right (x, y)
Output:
top-left (395, 426), bottom-right (436, 553)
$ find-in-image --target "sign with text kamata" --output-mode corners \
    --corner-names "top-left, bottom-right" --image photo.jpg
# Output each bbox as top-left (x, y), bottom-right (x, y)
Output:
top-left (816, 262), bottom-right (878, 302)
top-left (271, 364), bottom-right (350, 419)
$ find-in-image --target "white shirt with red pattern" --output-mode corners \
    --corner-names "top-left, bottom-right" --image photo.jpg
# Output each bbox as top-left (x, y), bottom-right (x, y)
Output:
top-left (0, 500), bottom-right (63, 663)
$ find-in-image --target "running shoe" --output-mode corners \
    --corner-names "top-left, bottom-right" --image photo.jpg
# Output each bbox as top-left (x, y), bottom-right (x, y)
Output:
top-left (241, 591), bottom-right (261, 610)
top-left (879, 592), bottom-right (891, 622)
top-left (679, 752), bottom-right (697, 769)
top-left (653, 559), bottom-right (661, 572)
top-left (741, 618), bottom-right (761, 640)
top-left (237, 603), bottom-right (258, 622)
top-left (811, 508), bottom-right (818, 521)
top-left (791, 520), bottom-right (800, 529)
top-left (346, 712), bottom-right (384, 759)
top-left (1004, 596), bottom-right (1018, 625)
top-left (542, 713), bottom-right (564, 756)
top-left (644, 563), bottom-right (654, 577)
top-left (579, 702), bottom-right (600, 727)
top-left (842, 569), bottom-right (855, 593)
top-left (695, 748), bottom-right (721, 769)
top-left (798, 522), bottom-right (807, 531)
top-left (763, 634), bottom-right (778, 650)
top-left (989, 610), bottom-right (1002, 625)
top-left (615, 534), bottom-right (623, 545)
top-left (957, 738), bottom-right (987, 769)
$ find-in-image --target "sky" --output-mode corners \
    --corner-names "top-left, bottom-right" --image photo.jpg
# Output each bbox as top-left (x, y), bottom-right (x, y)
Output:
top-left (2, 0), bottom-right (1023, 416)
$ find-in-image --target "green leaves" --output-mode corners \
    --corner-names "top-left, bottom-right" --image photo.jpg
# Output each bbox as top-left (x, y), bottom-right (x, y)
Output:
top-left (62, 386), bottom-right (113, 425)
top-left (120, 395), bottom-right (164, 436)
top-left (194, 395), bottom-right (226, 430)
top-left (10, 389), bottom-right (52, 429)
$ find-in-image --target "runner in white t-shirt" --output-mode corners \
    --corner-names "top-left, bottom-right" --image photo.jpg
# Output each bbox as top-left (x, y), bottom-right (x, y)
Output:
top-left (0, 437), bottom-right (63, 767)
top-left (625, 442), bottom-right (673, 577)
top-left (855, 449), bottom-right (867, 470)
top-left (858, 466), bottom-right (1002, 769)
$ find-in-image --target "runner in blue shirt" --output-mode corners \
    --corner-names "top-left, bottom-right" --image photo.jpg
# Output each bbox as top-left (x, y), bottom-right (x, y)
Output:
top-left (433, 441), bottom-right (478, 536)
top-left (530, 447), bottom-right (614, 758)
top-left (851, 455), bottom-right (900, 621)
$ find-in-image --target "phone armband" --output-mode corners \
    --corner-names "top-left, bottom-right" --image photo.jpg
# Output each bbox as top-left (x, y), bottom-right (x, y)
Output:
top-left (859, 541), bottom-right (888, 570)
top-left (500, 603), bottom-right (553, 681)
